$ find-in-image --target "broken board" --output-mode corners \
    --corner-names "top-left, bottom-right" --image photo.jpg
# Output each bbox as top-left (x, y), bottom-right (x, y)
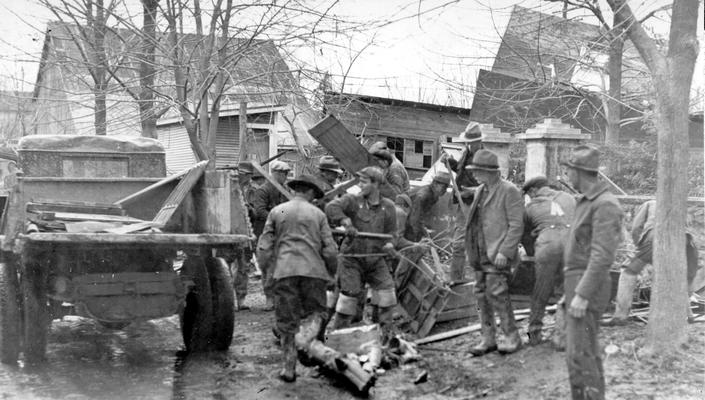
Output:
top-left (307, 115), bottom-right (376, 173)
top-left (395, 257), bottom-right (451, 338)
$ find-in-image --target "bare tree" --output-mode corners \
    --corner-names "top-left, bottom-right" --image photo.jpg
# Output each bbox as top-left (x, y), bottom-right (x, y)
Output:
top-left (605, 0), bottom-right (699, 355)
top-left (39, 0), bottom-right (121, 136)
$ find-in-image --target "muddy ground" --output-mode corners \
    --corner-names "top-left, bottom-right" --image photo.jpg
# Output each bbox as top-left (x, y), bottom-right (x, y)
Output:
top-left (0, 276), bottom-right (702, 400)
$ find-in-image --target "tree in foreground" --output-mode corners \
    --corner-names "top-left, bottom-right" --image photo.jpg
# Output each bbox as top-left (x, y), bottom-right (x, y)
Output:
top-left (605, 0), bottom-right (699, 354)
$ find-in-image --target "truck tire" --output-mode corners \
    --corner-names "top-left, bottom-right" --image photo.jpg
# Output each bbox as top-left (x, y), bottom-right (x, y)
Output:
top-left (179, 256), bottom-right (214, 353)
top-left (21, 255), bottom-right (50, 364)
top-left (206, 257), bottom-right (234, 351)
top-left (0, 260), bottom-right (21, 364)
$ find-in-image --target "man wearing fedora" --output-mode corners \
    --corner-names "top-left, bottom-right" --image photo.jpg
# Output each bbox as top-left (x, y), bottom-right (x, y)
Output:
top-left (465, 149), bottom-right (524, 355)
top-left (561, 145), bottom-right (623, 400)
top-left (444, 121), bottom-right (483, 282)
top-left (405, 171), bottom-right (451, 243)
top-left (314, 155), bottom-right (343, 210)
top-left (256, 174), bottom-right (338, 382)
top-left (521, 175), bottom-right (576, 345)
top-left (252, 160), bottom-right (292, 310)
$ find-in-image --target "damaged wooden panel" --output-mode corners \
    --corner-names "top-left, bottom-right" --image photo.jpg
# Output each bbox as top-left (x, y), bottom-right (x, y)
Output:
top-left (308, 115), bottom-right (375, 173)
top-left (395, 257), bottom-right (450, 337)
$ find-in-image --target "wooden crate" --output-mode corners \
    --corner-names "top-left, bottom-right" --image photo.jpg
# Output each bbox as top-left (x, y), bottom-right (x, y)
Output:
top-left (395, 257), bottom-right (451, 337)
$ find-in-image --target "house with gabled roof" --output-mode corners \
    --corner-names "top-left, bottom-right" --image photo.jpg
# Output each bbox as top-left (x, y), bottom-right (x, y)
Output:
top-left (32, 21), bottom-right (318, 174)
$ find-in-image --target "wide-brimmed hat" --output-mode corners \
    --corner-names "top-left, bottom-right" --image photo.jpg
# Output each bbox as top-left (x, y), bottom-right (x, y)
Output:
top-left (270, 160), bottom-right (292, 172)
top-left (318, 155), bottom-right (343, 174)
top-left (356, 166), bottom-right (385, 183)
top-left (452, 121), bottom-right (483, 143)
top-left (466, 149), bottom-right (500, 171)
top-left (238, 161), bottom-right (253, 174)
top-left (433, 171), bottom-right (451, 186)
top-left (287, 174), bottom-right (324, 199)
top-left (522, 175), bottom-right (549, 193)
top-left (370, 149), bottom-right (393, 165)
top-left (561, 145), bottom-right (600, 172)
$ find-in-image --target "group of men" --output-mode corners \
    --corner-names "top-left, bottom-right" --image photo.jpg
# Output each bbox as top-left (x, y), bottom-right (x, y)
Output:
top-left (232, 133), bottom-right (688, 400)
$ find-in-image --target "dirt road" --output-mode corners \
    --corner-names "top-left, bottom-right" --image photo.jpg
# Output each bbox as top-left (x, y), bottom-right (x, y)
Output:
top-left (0, 280), bottom-right (702, 399)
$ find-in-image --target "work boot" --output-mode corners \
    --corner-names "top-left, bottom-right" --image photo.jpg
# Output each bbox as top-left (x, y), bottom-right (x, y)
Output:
top-left (279, 334), bottom-right (297, 382)
top-left (236, 295), bottom-right (250, 311)
top-left (331, 312), bottom-right (353, 330)
top-left (469, 295), bottom-right (498, 356)
top-left (497, 330), bottom-right (522, 355)
top-left (602, 271), bottom-right (637, 326)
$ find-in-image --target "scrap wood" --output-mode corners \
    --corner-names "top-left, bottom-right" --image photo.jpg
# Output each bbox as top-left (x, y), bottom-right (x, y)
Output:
top-left (414, 314), bottom-right (529, 345)
top-left (321, 177), bottom-right (359, 201)
top-left (331, 228), bottom-right (393, 241)
top-left (250, 161), bottom-right (293, 201)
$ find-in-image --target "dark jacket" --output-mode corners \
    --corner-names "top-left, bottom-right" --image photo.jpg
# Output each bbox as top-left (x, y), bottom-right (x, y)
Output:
top-left (326, 193), bottom-right (396, 255)
top-left (563, 182), bottom-right (623, 310)
top-left (521, 186), bottom-right (577, 254)
top-left (251, 181), bottom-right (288, 236)
top-left (405, 185), bottom-right (440, 242)
top-left (448, 147), bottom-right (480, 204)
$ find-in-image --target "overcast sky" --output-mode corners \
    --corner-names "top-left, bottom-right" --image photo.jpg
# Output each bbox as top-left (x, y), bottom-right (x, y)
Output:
top-left (0, 0), bottom-right (702, 108)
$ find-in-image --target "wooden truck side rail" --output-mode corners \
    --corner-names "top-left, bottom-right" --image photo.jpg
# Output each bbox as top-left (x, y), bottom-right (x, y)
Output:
top-left (17, 232), bottom-right (253, 248)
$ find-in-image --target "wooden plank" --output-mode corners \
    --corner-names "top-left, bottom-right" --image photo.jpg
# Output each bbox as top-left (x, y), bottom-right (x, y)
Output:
top-left (152, 160), bottom-right (209, 228)
top-left (32, 212), bottom-right (143, 224)
top-left (115, 167), bottom-right (190, 206)
top-left (415, 314), bottom-right (530, 345)
top-left (104, 221), bottom-right (154, 234)
top-left (19, 232), bottom-right (253, 246)
top-left (598, 171), bottom-right (628, 195)
top-left (321, 177), bottom-right (359, 201)
top-left (436, 307), bottom-right (476, 323)
top-left (250, 161), bottom-right (293, 201)
top-left (307, 115), bottom-right (375, 173)
top-left (27, 201), bottom-right (125, 216)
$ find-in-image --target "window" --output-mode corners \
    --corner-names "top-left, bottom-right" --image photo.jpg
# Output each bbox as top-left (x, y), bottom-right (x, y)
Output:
top-left (384, 136), bottom-right (434, 169)
top-left (386, 137), bottom-right (404, 163)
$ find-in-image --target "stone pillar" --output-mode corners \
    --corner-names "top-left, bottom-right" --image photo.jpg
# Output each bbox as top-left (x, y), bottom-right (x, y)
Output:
top-left (480, 124), bottom-right (514, 178)
top-left (516, 119), bottom-right (592, 182)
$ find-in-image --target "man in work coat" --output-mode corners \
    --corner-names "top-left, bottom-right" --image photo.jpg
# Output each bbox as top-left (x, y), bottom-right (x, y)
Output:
top-left (521, 175), bottom-right (576, 345)
top-left (562, 145), bottom-right (623, 400)
top-left (325, 166), bottom-right (398, 337)
top-left (256, 174), bottom-right (338, 382)
top-left (251, 160), bottom-right (292, 310)
top-left (465, 149), bottom-right (524, 355)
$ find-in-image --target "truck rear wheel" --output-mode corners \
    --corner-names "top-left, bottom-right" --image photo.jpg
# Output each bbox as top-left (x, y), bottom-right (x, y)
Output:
top-left (206, 257), bottom-right (234, 351)
top-left (0, 259), bottom-right (21, 364)
top-left (21, 255), bottom-right (50, 364)
top-left (179, 256), bottom-right (214, 353)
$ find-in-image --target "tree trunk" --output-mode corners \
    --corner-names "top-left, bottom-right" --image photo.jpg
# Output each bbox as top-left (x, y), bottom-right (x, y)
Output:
top-left (139, 0), bottom-right (159, 138)
top-left (604, 12), bottom-right (624, 164)
top-left (93, 0), bottom-right (107, 136)
top-left (605, 0), bottom-right (698, 354)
